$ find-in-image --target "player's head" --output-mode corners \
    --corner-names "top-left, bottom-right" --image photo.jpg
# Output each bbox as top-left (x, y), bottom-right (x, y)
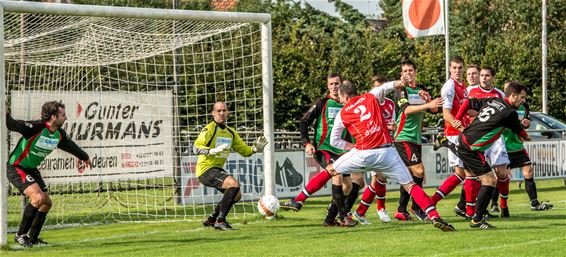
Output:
top-left (504, 81), bottom-right (527, 108)
top-left (212, 101), bottom-right (229, 124)
top-left (400, 60), bottom-right (417, 86)
top-left (338, 80), bottom-right (358, 104)
top-left (41, 100), bottom-right (66, 127)
top-left (466, 64), bottom-right (480, 86)
top-left (327, 73), bottom-right (342, 98)
top-left (480, 66), bottom-right (496, 88)
top-left (503, 80), bottom-right (512, 92)
top-left (371, 74), bottom-right (387, 88)
top-left (449, 56), bottom-right (465, 81)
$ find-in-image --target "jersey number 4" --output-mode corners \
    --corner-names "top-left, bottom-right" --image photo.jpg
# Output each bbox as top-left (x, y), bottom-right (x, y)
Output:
top-left (354, 105), bottom-right (371, 122)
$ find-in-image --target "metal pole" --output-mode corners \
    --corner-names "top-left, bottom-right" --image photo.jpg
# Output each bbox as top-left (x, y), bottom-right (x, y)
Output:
top-left (261, 21), bottom-right (275, 196)
top-left (171, 0), bottom-right (184, 205)
top-left (444, 0), bottom-right (450, 81)
top-left (542, 0), bottom-right (548, 114)
top-left (0, 4), bottom-right (9, 249)
top-left (0, 1), bottom-right (270, 23)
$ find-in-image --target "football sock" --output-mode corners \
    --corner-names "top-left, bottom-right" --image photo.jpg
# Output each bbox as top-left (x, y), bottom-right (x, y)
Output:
top-left (473, 185), bottom-right (495, 223)
top-left (295, 169), bottom-right (331, 203)
top-left (17, 203), bottom-right (38, 236)
top-left (432, 173), bottom-right (464, 204)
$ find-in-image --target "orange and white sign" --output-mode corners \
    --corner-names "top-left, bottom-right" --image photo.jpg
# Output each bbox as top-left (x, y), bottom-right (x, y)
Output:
top-left (402, 0), bottom-right (445, 38)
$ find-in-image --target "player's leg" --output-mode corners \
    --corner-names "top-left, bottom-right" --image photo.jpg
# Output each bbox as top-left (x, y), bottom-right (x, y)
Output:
top-left (7, 166), bottom-right (48, 248)
top-left (393, 142), bottom-right (424, 221)
top-left (431, 136), bottom-right (465, 204)
top-left (490, 185), bottom-right (500, 213)
top-left (490, 139), bottom-right (511, 218)
top-left (459, 148), bottom-right (497, 229)
top-left (511, 150), bottom-right (553, 210)
top-left (282, 150), bottom-right (333, 211)
top-left (344, 173), bottom-right (363, 212)
top-left (323, 174), bottom-right (343, 226)
top-left (28, 170), bottom-right (51, 245)
top-left (374, 148), bottom-right (454, 231)
top-left (197, 168), bottom-right (239, 230)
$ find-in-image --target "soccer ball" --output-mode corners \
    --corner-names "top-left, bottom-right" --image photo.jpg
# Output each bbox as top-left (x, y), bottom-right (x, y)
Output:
top-left (257, 195), bottom-right (280, 217)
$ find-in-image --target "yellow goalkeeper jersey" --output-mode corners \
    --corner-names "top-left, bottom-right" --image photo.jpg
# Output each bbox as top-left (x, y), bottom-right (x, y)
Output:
top-left (194, 121), bottom-right (254, 177)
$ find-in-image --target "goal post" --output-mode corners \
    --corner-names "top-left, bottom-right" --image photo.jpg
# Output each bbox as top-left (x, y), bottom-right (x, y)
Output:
top-left (0, 1), bottom-right (274, 247)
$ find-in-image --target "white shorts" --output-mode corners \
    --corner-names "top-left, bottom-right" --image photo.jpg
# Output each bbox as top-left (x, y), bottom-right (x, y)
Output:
top-left (332, 147), bottom-right (413, 185)
top-left (484, 137), bottom-right (510, 167)
top-left (447, 136), bottom-right (464, 168)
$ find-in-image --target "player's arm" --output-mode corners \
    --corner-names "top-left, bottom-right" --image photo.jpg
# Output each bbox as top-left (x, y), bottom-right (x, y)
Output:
top-left (193, 126), bottom-right (218, 156)
top-left (369, 80), bottom-right (406, 104)
top-left (504, 111), bottom-right (530, 141)
top-left (441, 82), bottom-right (458, 128)
top-left (58, 129), bottom-right (90, 162)
top-left (330, 112), bottom-right (354, 150)
top-left (5, 113), bottom-right (43, 138)
top-left (521, 103), bottom-right (531, 128)
top-left (229, 128), bottom-right (256, 157)
top-left (300, 99), bottom-right (324, 150)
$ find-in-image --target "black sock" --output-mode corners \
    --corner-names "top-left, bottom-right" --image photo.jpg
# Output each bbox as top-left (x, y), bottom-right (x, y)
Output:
top-left (491, 186), bottom-right (499, 206)
top-left (29, 211), bottom-right (48, 241)
top-left (209, 204), bottom-right (221, 222)
top-left (217, 187), bottom-right (240, 222)
top-left (473, 185), bottom-right (495, 222)
top-left (457, 187), bottom-right (466, 210)
top-left (18, 203), bottom-right (39, 236)
top-left (331, 184), bottom-right (346, 219)
top-left (524, 178), bottom-right (539, 206)
top-left (398, 185), bottom-right (410, 212)
top-left (324, 203), bottom-right (339, 224)
top-left (344, 182), bottom-right (361, 212)
top-left (411, 177), bottom-right (424, 211)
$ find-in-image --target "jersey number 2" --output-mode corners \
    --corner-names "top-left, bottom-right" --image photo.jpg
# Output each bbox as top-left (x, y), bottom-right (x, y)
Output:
top-left (354, 105), bottom-right (371, 122)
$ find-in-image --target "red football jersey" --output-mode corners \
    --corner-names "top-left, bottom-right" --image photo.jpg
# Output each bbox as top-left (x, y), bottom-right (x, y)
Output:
top-left (467, 85), bottom-right (504, 99)
top-left (380, 97), bottom-right (396, 123)
top-left (337, 93), bottom-right (392, 149)
top-left (441, 78), bottom-right (468, 136)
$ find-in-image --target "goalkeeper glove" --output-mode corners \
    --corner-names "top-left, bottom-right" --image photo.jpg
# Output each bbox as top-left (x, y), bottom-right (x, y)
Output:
top-left (252, 136), bottom-right (268, 153)
top-left (209, 144), bottom-right (229, 156)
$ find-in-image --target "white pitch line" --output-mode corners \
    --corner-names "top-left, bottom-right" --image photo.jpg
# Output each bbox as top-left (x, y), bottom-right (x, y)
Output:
top-left (430, 236), bottom-right (565, 257)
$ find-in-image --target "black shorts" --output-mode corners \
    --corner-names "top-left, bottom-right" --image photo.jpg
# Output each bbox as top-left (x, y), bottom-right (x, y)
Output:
top-left (7, 165), bottom-right (48, 193)
top-left (508, 149), bottom-right (532, 169)
top-left (313, 150), bottom-right (349, 177)
top-left (198, 167), bottom-right (230, 192)
top-left (455, 143), bottom-right (492, 176)
top-left (394, 141), bottom-right (422, 166)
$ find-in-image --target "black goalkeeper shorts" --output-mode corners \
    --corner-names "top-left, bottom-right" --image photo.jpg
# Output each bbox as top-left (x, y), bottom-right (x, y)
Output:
top-left (198, 167), bottom-right (230, 192)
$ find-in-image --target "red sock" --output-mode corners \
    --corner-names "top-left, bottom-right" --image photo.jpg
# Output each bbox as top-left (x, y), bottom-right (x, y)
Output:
top-left (408, 185), bottom-right (439, 219)
top-left (497, 175), bottom-right (510, 209)
top-left (431, 173), bottom-right (464, 204)
top-left (464, 177), bottom-right (479, 217)
top-left (295, 170), bottom-right (331, 203)
top-left (356, 185), bottom-right (375, 216)
top-left (375, 179), bottom-right (387, 211)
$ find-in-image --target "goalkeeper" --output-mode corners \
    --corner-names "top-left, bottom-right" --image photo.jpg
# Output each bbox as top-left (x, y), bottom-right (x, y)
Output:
top-left (194, 101), bottom-right (268, 231)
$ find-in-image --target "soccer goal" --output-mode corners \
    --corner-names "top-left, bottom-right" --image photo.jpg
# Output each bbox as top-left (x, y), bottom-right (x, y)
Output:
top-left (0, 1), bottom-right (274, 246)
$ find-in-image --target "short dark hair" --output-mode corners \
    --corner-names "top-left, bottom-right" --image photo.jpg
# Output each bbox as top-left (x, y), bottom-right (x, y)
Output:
top-left (481, 66), bottom-right (496, 76)
top-left (504, 81), bottom-right (527, 96)
top-left (401, 60), bottom-right (417, 70)
top-left (339, 80), bottom-right (358, 97)
top-left (467, 64), bottom-right (480, 71)
top-left (41, 101), bottom-right (65, 122)
top-left (327, 73), bottom-right (342, 81)
top-left (371, 74), bottom-right (387, 84)
top-left (450, 55), bottom-right (465, 65)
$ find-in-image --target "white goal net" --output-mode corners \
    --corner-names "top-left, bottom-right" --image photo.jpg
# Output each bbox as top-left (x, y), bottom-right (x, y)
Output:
top-left (0, 1), bottom-right (274, 238)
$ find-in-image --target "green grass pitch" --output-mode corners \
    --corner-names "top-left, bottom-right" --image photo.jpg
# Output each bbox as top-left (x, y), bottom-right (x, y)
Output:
top-left (2, 179), bottom-right (566, 256)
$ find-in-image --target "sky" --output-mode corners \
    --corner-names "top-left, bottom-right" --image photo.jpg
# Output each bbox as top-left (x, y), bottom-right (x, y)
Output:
top-left (302, 0), bottom-right (383, 19)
